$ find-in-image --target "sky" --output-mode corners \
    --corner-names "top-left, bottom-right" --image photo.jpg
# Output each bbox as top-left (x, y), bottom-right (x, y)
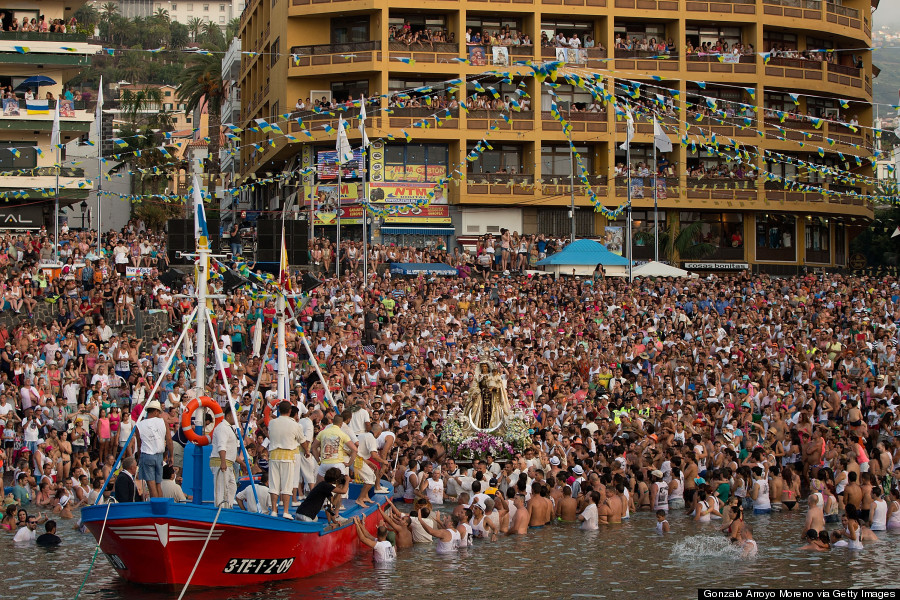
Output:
top-left (876, 3), bottom-right (900, 26)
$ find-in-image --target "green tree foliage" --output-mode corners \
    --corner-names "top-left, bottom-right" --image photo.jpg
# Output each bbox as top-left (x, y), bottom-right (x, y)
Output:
top-left (634, 218), bottom-right (718, 264)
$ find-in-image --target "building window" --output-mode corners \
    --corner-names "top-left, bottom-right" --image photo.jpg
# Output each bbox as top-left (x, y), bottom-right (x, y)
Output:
top-left (384, 143), bottom-right (448, 182)
top-left (541, 145), bottom-right (586, 177)
top-left (165, 90), bottom-right (172, 97)
top-left (684, 25), bottom-right (742, 50)
top-left (467, 143), bottom-right (523, 174)
top-left (203, 3), bottom-right (209, 10)
top-left (0, 141), bottom-right (36, 169)
top-left (270, 37), bottom-right (280, 67)
top-left (763, 30), bottom-right (797, 51)
top-left (330, 80), bottom-right (368, 103)
top-left (465, 15), bottom-right (521, 37)
top-left (187, 3), bottom-right (193, 9)
top-left (164, 103), bottom-right (172, 110)
top-left (805, 216), bottom-right (830, 263)
top-left (220, 3), bottom-right (226, 10)
top-left (331, 17), bottom-right (369, 44)
top-left (756, 213), bottom-right (796, 262)
top-left (541, 19), bottom-right (594, 43)
top-left (172, 3), bottom-right (177, 10)
top-left (680, 212), bottom-right (744, 249)
top-left (540, 83), bottom-right (591, 111)
top-left (219, 15), bottom-right (225, 22)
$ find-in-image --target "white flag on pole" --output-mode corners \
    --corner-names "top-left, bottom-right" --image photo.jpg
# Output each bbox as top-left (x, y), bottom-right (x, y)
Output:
top-left (653, 117), bottom-right (673, 153)
top-left (336, 116), bottom-right (353, 165)
top-left (618, 109), bottom-right (634, 151)
top-left (95, 76), bottom-right (103, 137)
top-left (358, 95), bottom-right (370, 148)
top-left (51, 97), bottom-right (60, 148)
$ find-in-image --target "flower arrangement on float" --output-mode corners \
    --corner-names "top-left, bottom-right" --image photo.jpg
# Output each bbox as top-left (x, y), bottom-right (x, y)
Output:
top-left (440, 410), bottom-right (532, 460)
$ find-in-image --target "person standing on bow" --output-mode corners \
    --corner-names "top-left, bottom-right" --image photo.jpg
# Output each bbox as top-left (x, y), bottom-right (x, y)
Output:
top-left (267, 401), bottom-right (308, 519)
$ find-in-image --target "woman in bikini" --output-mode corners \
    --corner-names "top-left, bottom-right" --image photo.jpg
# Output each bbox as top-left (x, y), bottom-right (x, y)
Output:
top-left (781, 464), bottom-right (801, 511)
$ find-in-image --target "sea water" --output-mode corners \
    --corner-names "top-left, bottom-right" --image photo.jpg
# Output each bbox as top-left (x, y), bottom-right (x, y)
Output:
top-left (2, 504), bottom-right (898, 600)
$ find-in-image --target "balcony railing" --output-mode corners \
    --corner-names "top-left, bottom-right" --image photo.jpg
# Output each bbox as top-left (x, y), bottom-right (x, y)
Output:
top-left (826, 62), bottom-right (861, 77)
top-left (767, 57), bottom-right (822, 69)
top-left (388, 41), bottom-right (459, 53)
top-left (291, 40), bottom-right (380, 56)
top-left (826, 2), bottom-right (858, 18)
top-left (686, 53), bottom-right (755, 63)
top-left (388, 107), bottom-right (459, 118)
top-left (0, 31), bottom-right (88, 42)
top-left (6, 167), bottom-right (87, 177)
top-left (762, 0), bottom-right (821, 8)
top-left (615, 49), bottom-right (674, 59)
top-left (469, 173), bottom-right (534, 185)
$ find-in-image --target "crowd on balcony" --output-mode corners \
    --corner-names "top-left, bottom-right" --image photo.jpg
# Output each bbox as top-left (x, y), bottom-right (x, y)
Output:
top-left (0, 14), bottom-right (77, 33)
top-left (389, 24), bottom-right (455, 49)
top-left (387, 94), bottom-right (460, 111)
top-left (541, 32), bottom-right (601, 50)
top-left (686, 163), bottom-right (758, 180)
top-left (765, 45), bottom-right (863, 68)
top-left (467, 29), bottom-right (533, 48)
top-left (684, 40), bottom-right (755, 56)
top-left (466, 93), bottom-right (531, 112)
top-left (613, 35), bottom-right (673, 55)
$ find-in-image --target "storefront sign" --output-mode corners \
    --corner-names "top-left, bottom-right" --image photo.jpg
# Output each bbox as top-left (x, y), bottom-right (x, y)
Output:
top-left (383, 205), bottom-right (450, 224)
top-left (314, 205), bottom-right (364, 226)
top-left (368, 182), bottom-right (447, 204)
top-left (0, 205), bottom-right (41, 229)
top-left (303, 184), bottom-right (361, 207)
top-left (384, 165), bottom-right (447, 183)
top-left (683, 262), bottom-right (750, 270)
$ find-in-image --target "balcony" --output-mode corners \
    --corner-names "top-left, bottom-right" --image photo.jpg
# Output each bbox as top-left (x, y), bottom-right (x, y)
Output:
top-left (613, 49), bottom-right (680, 71)
top-left (539, 47), bottom-right (608, 68)
top-left (762, 0), bottom-right (823, 20)
top-left (541, 0), bottom-right (606, 5)
top-left (614, 176), bottom-right (680, 199)
top-left (388, 107), bottom-right (459, 129)
top-left (0, 31), bottom-right (88, 42)
top-left (471, 0), bottom-right (536, 5)
top-left (826, 61), bottom-right (863, 89)
top-left (466, 173), bottom-right (535, 196)
top-left (289, 41), bottom-right (381, 68)
top-left (764, 56), bottom-right (824, 84)
top-left (763, 118), bottom-right (825, 144)
top-left (540, 175), bottom-right (608, 197)
top-left (613, 0), bottom-right (678, 9)
top-left (541, 110), bottom-right (607, 133)
top-left (684, 177), bottom-right (759, 201)
top-left (685, 0), bottom-right (756, 14)
top-left (686, 53), bottom-right (757, 75)
top-left (389, 42), bottom-right (459, 65)
top-left (826, 2), bottom-right (862, 30)
top-left (467, 109), bottom-right (534, 131)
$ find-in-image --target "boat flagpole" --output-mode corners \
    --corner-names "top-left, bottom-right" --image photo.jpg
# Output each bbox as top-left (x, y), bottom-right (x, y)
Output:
top-left (95, 77), bottom-right (103, 255)
top-left (243, 322), bottom-right (276, 438)
top-left (620, 107), bottom-right (634, 282)
top-left (52, 97), bottom-right (60, 262)
top-left (652, 116), bottom-right (672, 264)
top-left (335, 116), bottom-right (352, 278)
top-left (358, 95), bottom-right (370, 284)
top-left (277, 223), bottom-right (289, 401)
top-left (193, 175), bottom-right (209, 391)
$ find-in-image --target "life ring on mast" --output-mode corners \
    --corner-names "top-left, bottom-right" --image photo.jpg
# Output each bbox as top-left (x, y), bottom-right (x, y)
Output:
top-left (181, 396), bottom-right (224, 446)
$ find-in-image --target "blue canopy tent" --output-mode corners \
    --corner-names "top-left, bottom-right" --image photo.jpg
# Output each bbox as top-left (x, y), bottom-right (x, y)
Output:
top-left (389, 263), bottom-right (458, 276)
top-left (536, 239), bottom-right (630, 277)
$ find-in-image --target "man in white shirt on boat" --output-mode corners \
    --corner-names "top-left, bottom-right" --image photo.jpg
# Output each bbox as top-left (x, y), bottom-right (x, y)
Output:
top-left (354, 423), bottom-right (384, 507)
top-left (296, 408), bottom-right (319, 498)
top-left (236, 470), bottom-right (272, 513)
top-left (135, 400), bottom-right (172, 499)
top-left (268, 400), bottom-right (308, 519)
top-left (210, 403), bottom-right (241, 508)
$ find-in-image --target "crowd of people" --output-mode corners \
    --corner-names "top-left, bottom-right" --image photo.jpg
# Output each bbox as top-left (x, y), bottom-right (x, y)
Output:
top-left (0, 219), bottom-right (897, 579)
top-left (0, 14), bottom-right (77, 33)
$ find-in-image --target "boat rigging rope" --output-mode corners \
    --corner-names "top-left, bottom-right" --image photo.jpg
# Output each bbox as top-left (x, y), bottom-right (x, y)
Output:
top-left (176, 505), bottom-right (223, 600)
top-left (73, 500), bottom-right (113, 600)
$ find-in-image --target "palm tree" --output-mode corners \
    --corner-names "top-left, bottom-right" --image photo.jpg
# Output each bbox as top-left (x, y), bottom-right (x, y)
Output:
top-left (187, 17), bottom-right (203, 42)
top-left (117, 46), bottom-right (149, 85)
top-left (198, 22), bottom-right (225, 48)
top-left (100, 2), bottom-right (118, 22)
top-left (225, 17), bottom-right (241, 41)
top-left (73, 3), bottom-right (99, 28)
top-left (153, 7), bottom-right (170, 23)
top-left (635, 220), bottom-right (717, 263)
top-left (177, 46), bottom-right (225, 187)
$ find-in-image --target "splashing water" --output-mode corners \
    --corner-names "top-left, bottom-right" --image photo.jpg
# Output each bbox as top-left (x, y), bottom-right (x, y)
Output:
top-left (671, 535), bottom-right (745, 560)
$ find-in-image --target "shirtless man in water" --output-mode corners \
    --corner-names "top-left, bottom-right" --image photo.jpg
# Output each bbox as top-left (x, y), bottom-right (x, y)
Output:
top-left (606, 487), bottom-right (624, 524)
top-left (557, 485), bottom-right (578, 521)
top-left (528, 482), bottom-right (553, 528)
top-left (802, 494), bottom-right (825, 538)
top-left (509, 494), bottom-right (529, 535)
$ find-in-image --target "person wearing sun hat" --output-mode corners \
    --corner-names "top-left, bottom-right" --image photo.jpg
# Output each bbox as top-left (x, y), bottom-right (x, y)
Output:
top-left (134, 399), bottom-right (171, 499)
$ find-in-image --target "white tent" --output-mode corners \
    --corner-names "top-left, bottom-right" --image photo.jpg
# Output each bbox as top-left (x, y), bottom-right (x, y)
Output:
top-left (631, 261), bottom-right (695, 278)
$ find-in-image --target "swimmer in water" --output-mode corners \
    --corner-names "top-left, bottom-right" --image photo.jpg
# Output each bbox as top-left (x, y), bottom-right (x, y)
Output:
top-left (656, 509), bottom-right (670, 534)
top-left (800, 528), bottom-right (829, 551)
top-left (738, 525), bottom-right (757, 558)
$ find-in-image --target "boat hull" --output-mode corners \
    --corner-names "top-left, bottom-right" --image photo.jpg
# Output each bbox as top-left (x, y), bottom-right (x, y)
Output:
top-left (81, 485), bottom-right (390, 587)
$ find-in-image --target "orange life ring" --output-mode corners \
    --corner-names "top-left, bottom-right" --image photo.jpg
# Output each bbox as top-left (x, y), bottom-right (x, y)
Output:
top-left (180, 396), bottom-right (224, 446)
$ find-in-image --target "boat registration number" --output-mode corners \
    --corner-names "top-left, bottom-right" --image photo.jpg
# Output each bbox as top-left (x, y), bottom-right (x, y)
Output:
top-left (222, 558), bottom-right (295, 575)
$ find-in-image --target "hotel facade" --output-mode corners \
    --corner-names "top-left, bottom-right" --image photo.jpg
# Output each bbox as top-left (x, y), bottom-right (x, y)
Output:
top-left (236, 0), bottom-right (875, 272)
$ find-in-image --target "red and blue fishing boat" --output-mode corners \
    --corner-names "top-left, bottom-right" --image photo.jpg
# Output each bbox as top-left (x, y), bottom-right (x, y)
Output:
top-left (79, 483), bottom-right (391, 587)
top-left (80, 185), bottom-right (389, 588)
